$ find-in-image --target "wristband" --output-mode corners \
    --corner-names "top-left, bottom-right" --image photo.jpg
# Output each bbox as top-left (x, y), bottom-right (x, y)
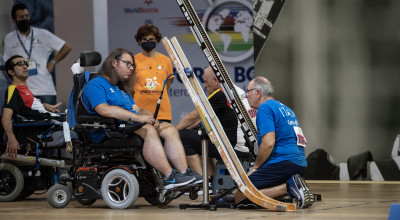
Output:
top-left (51, 60), bottom-right (57, 65)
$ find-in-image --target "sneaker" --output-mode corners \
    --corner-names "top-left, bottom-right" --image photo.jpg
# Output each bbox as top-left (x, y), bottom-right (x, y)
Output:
top-left (185, 168), bottom-right (203, 185)
top-left (164, 169), bottom-right (195, 190)
top-left (214, 195), bottom-right (234, 204)
top-left (236, 198), bottom-right (260, 209)
top-left (286, 174), bottom-right (315, 208)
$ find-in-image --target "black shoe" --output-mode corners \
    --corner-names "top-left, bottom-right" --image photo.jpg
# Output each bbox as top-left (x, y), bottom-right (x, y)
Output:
top-left (164, 169), bottom-right (195, 190)
top-left (286, 174), bottom-right (315, 208)
top-left (236, 198), bottom-right (260, 209)
top-left (214, 195), bottom-right (234, 204)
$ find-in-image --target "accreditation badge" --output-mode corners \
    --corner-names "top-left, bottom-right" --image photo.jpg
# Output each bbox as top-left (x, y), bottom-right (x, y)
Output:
top-left (28, 59), bottom-right (38, 76)
top-left (294, 126), bottom-right (307, 147)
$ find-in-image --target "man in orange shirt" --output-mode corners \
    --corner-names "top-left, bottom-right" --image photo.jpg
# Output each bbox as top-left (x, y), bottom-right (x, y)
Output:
top-left (132, 24), bottom-right (174, 123)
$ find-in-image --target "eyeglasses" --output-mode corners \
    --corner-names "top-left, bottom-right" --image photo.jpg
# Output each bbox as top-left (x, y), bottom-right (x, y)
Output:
top-left (245, 88), bottom-right (257, 95)
top-left (12, 60), bottom-right (29, 68)
top-left (116, 58), bottom-right (134, 69)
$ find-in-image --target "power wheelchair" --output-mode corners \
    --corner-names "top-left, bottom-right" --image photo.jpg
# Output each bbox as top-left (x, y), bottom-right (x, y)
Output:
top-left (0, 66), bottom-right (74, 201)
top-left (46, 51), bottom-right (200, 209)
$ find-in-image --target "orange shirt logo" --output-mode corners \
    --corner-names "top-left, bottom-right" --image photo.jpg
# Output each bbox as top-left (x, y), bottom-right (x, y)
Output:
top-left (145, 77), bottom-right (160, 90)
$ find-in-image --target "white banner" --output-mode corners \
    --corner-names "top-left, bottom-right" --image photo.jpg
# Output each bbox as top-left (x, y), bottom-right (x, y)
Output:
top-left (106, 0), bottom-right (254, 124)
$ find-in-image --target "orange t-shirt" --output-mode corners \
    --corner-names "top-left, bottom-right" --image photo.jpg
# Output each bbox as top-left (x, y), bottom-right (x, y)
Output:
top-left (133, 52), bottom-right (174, 121)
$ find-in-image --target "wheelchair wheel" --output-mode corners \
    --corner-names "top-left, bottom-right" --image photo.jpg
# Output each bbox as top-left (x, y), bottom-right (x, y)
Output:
top-left (0, 163), bottom-right (24, 202)
top-left (77, 198), bottom-right (97, 205)
top-left (144, 191), bottom-right (172, 205)
top-left (101, 169), bottom-right (139, 209)
top-left (47, 184), bottom-right (71, 208)
top-left (189, 190), bottom-right (199, 200)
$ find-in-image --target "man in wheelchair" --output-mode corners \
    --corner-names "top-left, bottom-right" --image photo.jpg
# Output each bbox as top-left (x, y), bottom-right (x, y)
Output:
top-left (2, 55), bottom-right (64, 158)
top-left (1, 55), bottom-right (71, 202)
top-left (81, 48), bottom-right (202, 190)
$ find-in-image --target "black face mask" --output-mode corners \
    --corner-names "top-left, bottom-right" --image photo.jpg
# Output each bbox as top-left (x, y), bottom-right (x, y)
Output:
top-left (141, 41), bottom-right (156, 52)
top-left (16, 19), bottom-right (31, 32)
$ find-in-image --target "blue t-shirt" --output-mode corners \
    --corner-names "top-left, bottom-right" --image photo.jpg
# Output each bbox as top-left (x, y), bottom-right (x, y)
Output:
top-left (256, 100), bottom-right (307, 167)
top-left (82, 76), bottom-right (137, 142)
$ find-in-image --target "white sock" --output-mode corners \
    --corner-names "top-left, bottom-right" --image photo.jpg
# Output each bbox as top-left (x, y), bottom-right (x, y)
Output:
top-left (164, 170), bottom-right (173, 180)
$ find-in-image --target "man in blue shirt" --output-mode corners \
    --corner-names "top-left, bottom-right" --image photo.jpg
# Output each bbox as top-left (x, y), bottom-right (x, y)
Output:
top-left (82, 48), bottom-right (201, 190)
top-left (234, 76), bottom-right (314, 209)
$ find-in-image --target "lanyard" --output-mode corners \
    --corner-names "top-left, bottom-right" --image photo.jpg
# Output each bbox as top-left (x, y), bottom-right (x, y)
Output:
top-left (16, 28), bottom-right (34, 59)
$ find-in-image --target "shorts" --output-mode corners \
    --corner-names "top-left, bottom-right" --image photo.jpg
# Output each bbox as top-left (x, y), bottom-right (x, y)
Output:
top-left (249, 160), bottom-right (306, 189)
top-left (158, 120), bottom-right (171, 123)
top-left (180, 129), bottom-right (248, 159)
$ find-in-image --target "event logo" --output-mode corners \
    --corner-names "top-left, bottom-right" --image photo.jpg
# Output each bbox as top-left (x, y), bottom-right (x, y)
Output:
top-left (202, 0), bottom-right (253, 63)
top-left (124, 0), bottom-right (158, 13)
top-left (145, 77), bottom-right (159, 90)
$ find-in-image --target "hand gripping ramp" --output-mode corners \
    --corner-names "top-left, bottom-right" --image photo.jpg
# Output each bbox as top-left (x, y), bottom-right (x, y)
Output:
top-left (162, 37), bottom-right (295, 211)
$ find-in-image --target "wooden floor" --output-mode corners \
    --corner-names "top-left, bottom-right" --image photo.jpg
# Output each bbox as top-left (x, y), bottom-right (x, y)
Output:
top-left (1, 181), bottom-right (399, 220)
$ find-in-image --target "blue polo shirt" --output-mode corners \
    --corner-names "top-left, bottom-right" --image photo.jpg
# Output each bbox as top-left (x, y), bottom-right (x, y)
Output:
top-left (256, 100), bottom-right (307, 167)
top-left (82, 76), bottom-right (137, 142)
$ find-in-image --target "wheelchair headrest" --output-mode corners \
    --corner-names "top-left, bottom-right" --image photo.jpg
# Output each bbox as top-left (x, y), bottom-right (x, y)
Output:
top-left (80, 51), bottom-right (102, 67)
top-left (72, 72), bottom-right (95, 117)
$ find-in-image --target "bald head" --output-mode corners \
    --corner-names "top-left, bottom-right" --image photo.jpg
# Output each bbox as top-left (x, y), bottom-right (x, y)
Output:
top-left (203, 67), bottom-right (215, 80)
top-left (203, 66), bottom-right (220, 95)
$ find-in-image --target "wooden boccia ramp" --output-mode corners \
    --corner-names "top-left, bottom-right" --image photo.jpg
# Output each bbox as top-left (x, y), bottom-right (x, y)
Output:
top-left (168, 0), bottom-right (302, 211)
top-left (161, 36), bottom-right (295, 211)
top-left (1, 181), bottom-right (399, 220)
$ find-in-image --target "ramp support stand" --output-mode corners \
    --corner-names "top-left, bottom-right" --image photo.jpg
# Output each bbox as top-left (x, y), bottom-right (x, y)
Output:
top-left (179, 124), bottom-right (235, 211)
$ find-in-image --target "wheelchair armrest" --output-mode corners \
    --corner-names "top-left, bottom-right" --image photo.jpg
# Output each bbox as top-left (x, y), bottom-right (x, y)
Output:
top-left (12, 120), bottom-right (54, 127)
top-left (77, 115), bottom-right (116, 124)
top-left (77, 115), bottom-right (146, 133)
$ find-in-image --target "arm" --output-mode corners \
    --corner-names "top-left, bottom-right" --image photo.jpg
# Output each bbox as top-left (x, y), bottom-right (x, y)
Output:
top-left (43, 102), bottom-right (62, 113)
top-left (186, 119), bottom-right (201, 130)
top-left (248, 132), bottom-right (275, 175)
top-left (132, 104), bottom-right (160, 127)
top-left (1, 108), bottom-right (20, 158)
top-left (132, 104), bottom-right (153, 116)
top-left (47, 43), bottom-right (72, 72)
top-left (94, 103), bottom-right (155, 124)
top-left (176, 110), bottom-right (200, 130)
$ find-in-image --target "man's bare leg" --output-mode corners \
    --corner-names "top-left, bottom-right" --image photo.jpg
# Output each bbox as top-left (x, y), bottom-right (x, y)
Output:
top-left (208, 158), bottom-right (215, 176)
top-left (187, 156), bottom-right (214, 176)
top-left (135, 125), bottom-right (172, 176)
top-left (186, 154), bottom-right (202, 174)
top-left (234, 183), bottom-right (287, 203)
top-left (158, 123), bottom-right (188, 172)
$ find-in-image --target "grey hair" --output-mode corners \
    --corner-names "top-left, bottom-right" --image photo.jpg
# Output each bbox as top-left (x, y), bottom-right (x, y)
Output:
top-left (252, 77), bottom-right (274, 97)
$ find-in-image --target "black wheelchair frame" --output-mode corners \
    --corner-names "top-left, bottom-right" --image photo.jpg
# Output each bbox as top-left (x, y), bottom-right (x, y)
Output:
top-left (46, 51), bottom-right (199, 209)
top-left (0, 64), bottom-right (72, 202)
top-left (0, 118), bottom-right (72, 202)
